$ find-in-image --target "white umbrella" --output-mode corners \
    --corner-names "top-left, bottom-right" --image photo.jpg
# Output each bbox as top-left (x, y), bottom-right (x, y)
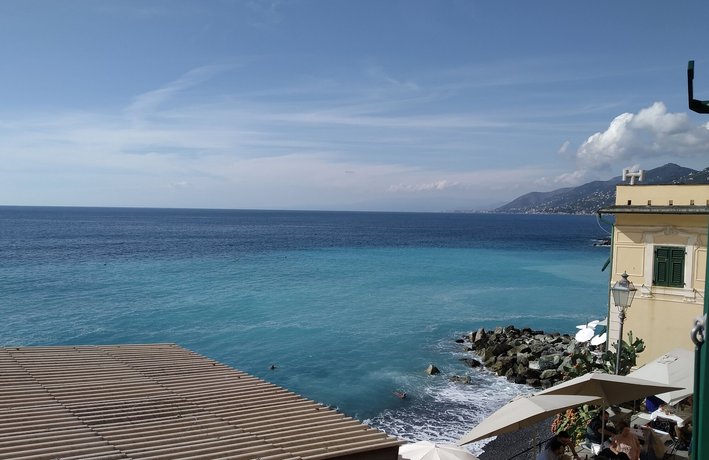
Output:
top-left (627, 348), bottom-right (693, 405)
top-left (575, 327), bottom-right (595, 343)
top-left (458, 394), bottom-right (602, 445)
top-left (399, 441), bottom-right (479, 460)
top-left (590, 332), bottom-right (607, 346)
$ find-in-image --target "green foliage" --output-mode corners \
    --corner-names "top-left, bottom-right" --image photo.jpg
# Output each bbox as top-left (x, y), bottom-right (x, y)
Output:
top-left (561, 346), bottom-right (596, 379)
top-left (559, 331), bottom-right (645, 377)
top-left (550, 404), bottom-right (595, 445)
top-left (601, 331), bottom-right (645, 375)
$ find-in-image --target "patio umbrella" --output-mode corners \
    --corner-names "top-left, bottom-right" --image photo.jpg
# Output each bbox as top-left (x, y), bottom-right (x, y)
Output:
top-left (458, 394), bottom-right (602, 445)
top-left (399, 441), bottom-right (480, 460)
top-left (536, 371), bottom-right (684, 445)
top-left (536, 372), bottom-right (683, 406)
top-left (627, 348), bottom-right (693, 405)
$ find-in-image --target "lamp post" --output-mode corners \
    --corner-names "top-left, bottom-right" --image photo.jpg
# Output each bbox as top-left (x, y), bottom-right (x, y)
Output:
top-left (611, 271), bottom-right (636, 374)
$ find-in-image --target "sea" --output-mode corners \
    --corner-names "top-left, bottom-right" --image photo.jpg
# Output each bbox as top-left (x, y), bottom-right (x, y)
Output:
top-left (0, 206), bottom-right (612, 454)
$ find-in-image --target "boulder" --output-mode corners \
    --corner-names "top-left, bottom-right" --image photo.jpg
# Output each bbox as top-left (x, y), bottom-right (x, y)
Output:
top-left (530, 342), bottom-right (547, 355)
top-left (540, 369), bottom-right (559, 380)
top-left (425, 364), bottom-right (440, 375)
top-left (538, 354), bottom-right (562, 370)
top-left (474, 327), bottom-right (486, 343)
top-left (459, 358), bottom-right (482, 368)
top-left (491, 342), bottom-right (513, 356)
top-left (504, 368), bottom-right (516, 381)
top-left (449, 375), bottom-right (472, 384)
top-left (516, 352), bottom-right (531, 367)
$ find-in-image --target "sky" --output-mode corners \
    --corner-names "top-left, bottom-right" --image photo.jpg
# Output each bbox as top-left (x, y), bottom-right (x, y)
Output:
top-left (2, 1), bottom-right (709, 212)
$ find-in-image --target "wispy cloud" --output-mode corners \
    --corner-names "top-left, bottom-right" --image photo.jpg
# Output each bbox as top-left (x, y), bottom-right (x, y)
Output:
top-left (126, 65), bottom-right (230, 123)
top-left (387, 180), bottom-right (461, 193)
top-left (0, 59), bottom-right (658, 210)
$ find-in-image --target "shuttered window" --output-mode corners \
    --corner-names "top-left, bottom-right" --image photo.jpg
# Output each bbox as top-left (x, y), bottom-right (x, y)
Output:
top-left (653, 246), bottom-right (685, 288)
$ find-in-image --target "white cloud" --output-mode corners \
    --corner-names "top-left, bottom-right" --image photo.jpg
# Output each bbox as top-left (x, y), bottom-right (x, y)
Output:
top-left (558, 140), bottom-right (571, 155)
top-left (575, 102), bottom-right (709, 170)
top-left (544, 102), bottom-right (709, 188)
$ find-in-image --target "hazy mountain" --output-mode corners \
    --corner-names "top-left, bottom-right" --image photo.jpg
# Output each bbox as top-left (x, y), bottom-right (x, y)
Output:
top-left (495, 163), bottom-right (708, 214)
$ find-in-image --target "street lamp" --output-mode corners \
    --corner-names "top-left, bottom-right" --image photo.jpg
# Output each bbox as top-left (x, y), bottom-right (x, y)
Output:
top-left (611, 271), bottom-right (637, 374)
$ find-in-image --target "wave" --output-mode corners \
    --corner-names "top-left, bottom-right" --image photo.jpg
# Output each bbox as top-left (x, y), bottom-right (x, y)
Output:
top-left (365, 370), bottom-right (532, 456)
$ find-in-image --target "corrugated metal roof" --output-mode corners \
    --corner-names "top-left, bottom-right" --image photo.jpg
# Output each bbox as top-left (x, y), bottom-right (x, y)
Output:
top-left (0, 344), bottom-right (401, 460)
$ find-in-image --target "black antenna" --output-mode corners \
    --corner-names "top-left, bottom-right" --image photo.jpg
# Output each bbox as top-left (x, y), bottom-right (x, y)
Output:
top-left (688, 60), bottom-right (709, 114)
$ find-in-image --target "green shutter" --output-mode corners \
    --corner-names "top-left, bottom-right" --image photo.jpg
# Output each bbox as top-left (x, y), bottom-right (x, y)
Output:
top-left (669, 248), bottom-right (685, 287)
top-left (654, 247), bottom-right (669, 285)
top-left (653, 246), bottom-right (685, 287)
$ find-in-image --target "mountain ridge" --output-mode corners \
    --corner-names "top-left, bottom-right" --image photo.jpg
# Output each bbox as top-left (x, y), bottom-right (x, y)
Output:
top-left (494, 163), bottom-right (709, 214)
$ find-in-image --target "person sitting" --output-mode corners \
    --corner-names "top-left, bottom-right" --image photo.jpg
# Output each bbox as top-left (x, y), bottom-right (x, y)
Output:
top-left (537, 438), bottom-right (565, 460)
top-left (644, 395), bottom-right (664, 413)
top-left (639, 426), bottom-right (665, 459)
top-left (549, 431), bottom-right (580, 460)
top-left (675, 421), bottom-right (692, 450)
top-left (598, 420), bottom-right (640, 460)
top-left (586, 410), bottom-right (616, 445)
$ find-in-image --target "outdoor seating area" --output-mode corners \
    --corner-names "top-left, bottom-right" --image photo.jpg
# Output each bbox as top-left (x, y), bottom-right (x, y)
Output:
top-left (458, 348), bottom-right (695, 460)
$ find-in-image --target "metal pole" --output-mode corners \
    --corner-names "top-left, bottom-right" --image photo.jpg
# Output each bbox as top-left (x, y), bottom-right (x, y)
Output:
top-left (615, 309), bottom-right (625, 375)
top-left (688, 60), bottom-right (709, 459)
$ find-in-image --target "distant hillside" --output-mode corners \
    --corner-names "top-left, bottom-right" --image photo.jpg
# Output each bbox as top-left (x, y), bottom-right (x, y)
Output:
top-left (496, 163), bottom-right (709, 214)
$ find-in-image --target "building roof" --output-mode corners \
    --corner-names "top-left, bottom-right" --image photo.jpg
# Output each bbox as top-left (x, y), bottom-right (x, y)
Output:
top-left (598, 205), bottom-right (709, 215)
top-left (0, 344), bottom-right (401, 460)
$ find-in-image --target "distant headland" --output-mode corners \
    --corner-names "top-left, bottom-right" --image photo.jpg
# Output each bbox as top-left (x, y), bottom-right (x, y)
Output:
top-left (491, 163), bottom-right (709, 215)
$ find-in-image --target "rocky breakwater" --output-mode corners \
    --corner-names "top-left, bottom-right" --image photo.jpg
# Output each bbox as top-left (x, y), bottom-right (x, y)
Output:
top-left (458, 325), bottom-right (579, 389)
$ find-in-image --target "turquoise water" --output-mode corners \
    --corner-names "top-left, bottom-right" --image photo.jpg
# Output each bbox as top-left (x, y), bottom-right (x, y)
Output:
top-left (0, 207), bottom-right (611, 450)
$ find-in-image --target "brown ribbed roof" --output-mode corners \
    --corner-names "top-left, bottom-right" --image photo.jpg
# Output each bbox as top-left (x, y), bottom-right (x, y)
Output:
top-left (0, 344), bottom-right (401, 460)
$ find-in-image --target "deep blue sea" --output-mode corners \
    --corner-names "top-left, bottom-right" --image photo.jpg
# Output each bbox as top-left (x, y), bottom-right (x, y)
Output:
top-left (0, 207), bottom-right (611, 453)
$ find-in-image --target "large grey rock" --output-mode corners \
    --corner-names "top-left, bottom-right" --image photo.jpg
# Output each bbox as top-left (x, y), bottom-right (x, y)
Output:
top-left (425, 364), bottom-right (440, 375)
top-left (516, 352), bottom-right (531, 367)
top-left (473, 327), bottom-right (487, 344)
top-left (449, 375), bottom-right (472, 384)
top-left (538, 354), bottom-right (562, 370)
top-left (540, 369), bottom-right (559, 380)
top-left (491, 342), bottom-right (513, 356)
top-left (459, 357), bottom-right (482, 368)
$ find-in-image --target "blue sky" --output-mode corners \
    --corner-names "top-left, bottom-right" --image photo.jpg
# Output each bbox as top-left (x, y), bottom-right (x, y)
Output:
top-left (2, 1), bottom-right (709, 211)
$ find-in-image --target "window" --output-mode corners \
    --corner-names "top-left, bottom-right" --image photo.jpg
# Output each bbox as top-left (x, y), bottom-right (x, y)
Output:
top-left (653, 246), bottom-right (685, 288)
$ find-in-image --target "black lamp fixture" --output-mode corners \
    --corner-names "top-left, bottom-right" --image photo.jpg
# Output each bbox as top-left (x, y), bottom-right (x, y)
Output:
top-left (611, 271), bottom-right (637, 374)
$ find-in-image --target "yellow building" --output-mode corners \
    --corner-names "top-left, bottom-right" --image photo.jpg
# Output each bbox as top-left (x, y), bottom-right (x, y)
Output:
top-left (599, 184), bottom-right (709, 365)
